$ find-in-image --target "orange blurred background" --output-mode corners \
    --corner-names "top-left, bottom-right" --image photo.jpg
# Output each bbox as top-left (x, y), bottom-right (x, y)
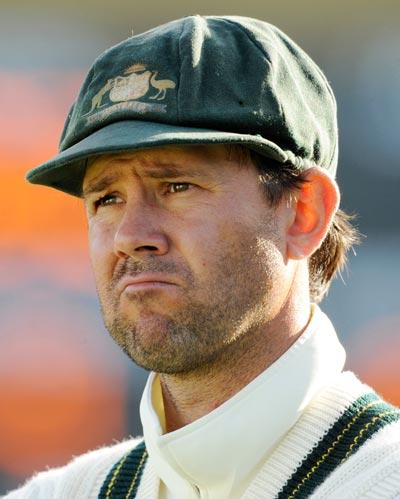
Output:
top-left (1, 70), bottom-right (128, 482)
top-left (1, 1), bottom-right (399, 494)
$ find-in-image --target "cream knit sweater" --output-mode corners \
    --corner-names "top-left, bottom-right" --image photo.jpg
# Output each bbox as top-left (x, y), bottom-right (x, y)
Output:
top-left (4, 307), bottom-right (400, 498)
top-left (4, 372), bottom-right (400, 498)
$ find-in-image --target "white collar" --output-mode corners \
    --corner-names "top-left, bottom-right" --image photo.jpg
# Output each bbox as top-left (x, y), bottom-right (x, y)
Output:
top-left (140, 305), bottom-right (346, 499)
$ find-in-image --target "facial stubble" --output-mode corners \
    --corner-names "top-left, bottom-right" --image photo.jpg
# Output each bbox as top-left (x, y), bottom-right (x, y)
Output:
top-left (97, 221), bottom-right (283, 375)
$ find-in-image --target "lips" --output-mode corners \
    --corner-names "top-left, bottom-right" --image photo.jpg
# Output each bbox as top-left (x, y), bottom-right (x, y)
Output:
top-left (117, 273), bottom-right (179, 295)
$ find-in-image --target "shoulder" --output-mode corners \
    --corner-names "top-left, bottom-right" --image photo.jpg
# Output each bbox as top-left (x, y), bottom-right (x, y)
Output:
top-left (312, 419), bottom-right (400, 498)
top-left (311, 371), bottom-right (400, 498)
top-left (3, 438), bottom-right (142, 499)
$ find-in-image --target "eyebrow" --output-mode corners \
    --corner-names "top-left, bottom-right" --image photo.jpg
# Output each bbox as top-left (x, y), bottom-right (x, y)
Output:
top-left (82, 163), bottom-right (207, 198)
top-left (82, 173), bottom-right (120, 198)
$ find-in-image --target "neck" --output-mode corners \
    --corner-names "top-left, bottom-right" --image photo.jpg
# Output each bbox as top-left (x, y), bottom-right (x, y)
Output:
top-left (159, 285), bottom-right (311, 432)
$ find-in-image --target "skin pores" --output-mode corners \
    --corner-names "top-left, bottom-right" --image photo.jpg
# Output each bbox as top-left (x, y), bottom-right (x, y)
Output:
top-left (83, 145), bottom-right (297, 376)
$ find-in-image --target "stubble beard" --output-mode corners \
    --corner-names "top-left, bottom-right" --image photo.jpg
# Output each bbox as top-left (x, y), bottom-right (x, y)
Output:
top-left (97, 225), bottom-right (283, 375)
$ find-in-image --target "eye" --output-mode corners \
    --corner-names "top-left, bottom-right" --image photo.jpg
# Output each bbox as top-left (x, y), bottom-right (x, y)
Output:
top-left (166, 182), bottom-right (193, 194)
top-left (94, 193), bottom-right (122, 209)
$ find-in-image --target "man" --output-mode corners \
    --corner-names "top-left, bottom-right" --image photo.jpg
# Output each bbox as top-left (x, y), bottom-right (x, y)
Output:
top-left (6, 15), bottom-right (400, 499)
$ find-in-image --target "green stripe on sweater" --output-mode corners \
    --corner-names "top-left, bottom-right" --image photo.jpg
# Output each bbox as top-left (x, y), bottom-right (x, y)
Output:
top-left (98, 441), bottom-right (147, 499)
top-left (98, 392), bottom-right (400, 498)
top-left (277, 392), bottom-right (400, 499)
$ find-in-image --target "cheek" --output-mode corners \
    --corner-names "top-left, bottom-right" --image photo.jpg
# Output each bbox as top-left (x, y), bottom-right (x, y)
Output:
top-left (175, 215), bottom-right (223, 270)
top-left (197, 207), bottom-right (285, 280)
top-left (173, 211), bottom-right (251, 284)
top-left (88, 221), bottom-right (116, 283)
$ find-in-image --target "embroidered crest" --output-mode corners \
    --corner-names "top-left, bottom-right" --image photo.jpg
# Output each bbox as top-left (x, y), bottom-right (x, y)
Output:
top-left (84, 63), bottom-right (176, 124)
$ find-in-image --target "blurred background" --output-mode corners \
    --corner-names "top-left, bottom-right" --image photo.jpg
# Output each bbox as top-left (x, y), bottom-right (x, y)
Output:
top-left (1, 0), bottom-right (399, 494)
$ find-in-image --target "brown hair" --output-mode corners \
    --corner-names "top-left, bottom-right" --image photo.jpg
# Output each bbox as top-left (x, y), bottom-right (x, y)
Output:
top-left (227, 145), bottom-right (360, 303)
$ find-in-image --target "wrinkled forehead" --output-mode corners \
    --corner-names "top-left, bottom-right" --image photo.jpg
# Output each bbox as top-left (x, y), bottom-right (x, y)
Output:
top-left (83, 143), bottom-right (246, 189)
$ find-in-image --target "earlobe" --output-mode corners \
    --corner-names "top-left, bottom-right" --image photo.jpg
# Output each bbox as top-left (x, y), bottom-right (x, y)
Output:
top-left (287, 167), bottom-right (339, 260)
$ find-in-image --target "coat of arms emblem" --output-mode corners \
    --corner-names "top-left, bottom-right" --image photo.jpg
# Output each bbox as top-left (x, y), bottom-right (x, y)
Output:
top-left (85, 64), bottom-right (176, 115)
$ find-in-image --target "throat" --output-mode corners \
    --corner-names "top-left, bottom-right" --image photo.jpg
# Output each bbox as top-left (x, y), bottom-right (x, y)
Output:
top-left (158, 310), bottom-right (310, 432)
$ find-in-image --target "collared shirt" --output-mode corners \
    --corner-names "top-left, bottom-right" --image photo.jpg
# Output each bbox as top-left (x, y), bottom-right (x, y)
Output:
top-left (140, 305), bottom-right (346, 499)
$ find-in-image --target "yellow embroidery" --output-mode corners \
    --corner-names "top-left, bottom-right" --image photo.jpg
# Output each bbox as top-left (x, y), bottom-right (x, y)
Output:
top-left (125, 63), bottom-right (147, 73)
top-left (84, 64), bottom-right (176, 117)
top-left (287, 400), bottom-right (381, 499)
top-left (110, 68), bottom-right (152, 102)
top-left (149, 71), bottom-right (176, 100)
top-left (105, 453), bottom-right (130, 499)
top-left (126, 450), bottom-right (148, 499)
top-left (341, 409), bottom-right (397, 462)
top-left (85, 79), bottom-right (115, 114)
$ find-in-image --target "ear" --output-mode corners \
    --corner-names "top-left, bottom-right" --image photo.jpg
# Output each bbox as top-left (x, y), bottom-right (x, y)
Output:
top-left (286, 167), bottom-right (340, 260)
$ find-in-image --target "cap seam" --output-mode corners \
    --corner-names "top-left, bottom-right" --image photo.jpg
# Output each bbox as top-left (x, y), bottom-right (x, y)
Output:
top-left (290, 45), bottom-right (338, 168)
top-left (220, 18), bottom-right (292, 161)
top-left (220, 18), bottom-right (272, 67)
top-left (224, 19), bottom-right (335, 170)
top-left (176, 19), bottom-right (185, 124)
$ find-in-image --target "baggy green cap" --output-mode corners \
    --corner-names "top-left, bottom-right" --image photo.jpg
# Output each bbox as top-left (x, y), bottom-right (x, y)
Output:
top-left (26, 15), bottom-right (338, 197)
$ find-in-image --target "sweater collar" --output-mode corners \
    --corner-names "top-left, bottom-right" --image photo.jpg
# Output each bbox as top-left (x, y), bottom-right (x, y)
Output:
top-left (140, 305), bottom-right (346, 499)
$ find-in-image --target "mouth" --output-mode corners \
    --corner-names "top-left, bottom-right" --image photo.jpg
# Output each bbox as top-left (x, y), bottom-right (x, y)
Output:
top-left (118, 274), bottom-right (179, 295)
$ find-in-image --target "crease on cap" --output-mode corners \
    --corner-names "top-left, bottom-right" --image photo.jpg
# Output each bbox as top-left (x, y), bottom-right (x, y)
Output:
top-left (26, 15), bottom-right (338, 197)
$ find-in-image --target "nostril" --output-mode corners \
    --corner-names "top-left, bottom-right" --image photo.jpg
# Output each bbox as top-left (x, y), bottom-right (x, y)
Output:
top-left (136, 245), bottom-right (159, 251)
top-left (114, 228), bottom-right (169, 258)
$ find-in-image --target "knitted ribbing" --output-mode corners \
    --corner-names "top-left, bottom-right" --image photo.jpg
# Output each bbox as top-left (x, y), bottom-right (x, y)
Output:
top-left (3, 439), bottom-right (140, 499)
top-left (95, 372), bottom-right (399, 499)
top-left (312, 420), bottom-right (400, 498)
top-left (95, 389), bottom-right (399, 499)
top-left (277, 393), bottom-right (400, 498)
top-left (243, 371), bottom-right (400, 499)
top-left (98, 441), bottom-right (147, 499)
top-left (56, 439), bottom-right (141, 499)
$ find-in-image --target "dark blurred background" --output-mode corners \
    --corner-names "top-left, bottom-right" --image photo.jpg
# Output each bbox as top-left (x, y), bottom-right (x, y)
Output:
top-left (1, 0), bottom-right (399, 494)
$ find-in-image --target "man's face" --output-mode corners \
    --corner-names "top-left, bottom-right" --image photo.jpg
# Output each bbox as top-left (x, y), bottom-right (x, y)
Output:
top-left (83, 145), bottom-right (294, 374)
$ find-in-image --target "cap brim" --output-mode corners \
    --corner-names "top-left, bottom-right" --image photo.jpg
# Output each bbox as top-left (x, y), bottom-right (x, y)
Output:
top-left (26, 120), bottom-right (289, 197)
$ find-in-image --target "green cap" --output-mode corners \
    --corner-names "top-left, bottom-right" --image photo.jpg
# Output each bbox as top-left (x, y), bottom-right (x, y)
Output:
top-left (26, 15), bottom-right (338, 197)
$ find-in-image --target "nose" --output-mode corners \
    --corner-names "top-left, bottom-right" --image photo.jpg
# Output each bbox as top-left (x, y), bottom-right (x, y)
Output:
top-left (113, 199), bottom-right (169, 259)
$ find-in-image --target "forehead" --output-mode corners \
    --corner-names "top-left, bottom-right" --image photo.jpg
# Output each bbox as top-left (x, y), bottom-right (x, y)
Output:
top-left (85, 144), bottom-right (230, 179)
